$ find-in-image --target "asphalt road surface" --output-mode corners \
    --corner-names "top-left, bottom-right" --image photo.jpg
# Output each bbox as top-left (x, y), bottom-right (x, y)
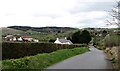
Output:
top-left (46, 46), bottom-right (113, 69)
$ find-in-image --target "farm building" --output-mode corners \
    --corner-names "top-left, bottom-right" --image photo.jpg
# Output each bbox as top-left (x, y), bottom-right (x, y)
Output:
top-left (54, 37), bottom-right (73, 45)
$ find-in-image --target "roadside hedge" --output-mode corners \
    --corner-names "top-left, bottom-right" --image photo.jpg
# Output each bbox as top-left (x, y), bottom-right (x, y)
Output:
top-left (2, 47), bottom-right (89, 70)
top-left (2, 42), bottom-right (87, 60)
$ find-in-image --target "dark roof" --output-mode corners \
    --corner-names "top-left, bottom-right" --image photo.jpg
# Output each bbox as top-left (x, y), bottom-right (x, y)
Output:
top-left (22, 36), bottom-right (32, 38)
top-left (5, 35), bottom-right (14, 38)
top-left (59, 39), bottom-right (73, 44)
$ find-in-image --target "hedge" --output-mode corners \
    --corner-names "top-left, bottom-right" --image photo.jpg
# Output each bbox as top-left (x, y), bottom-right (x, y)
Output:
top-left (2, 42), bottom-right (87, 60)
top-left (2, 47), bottom-right (89, 70)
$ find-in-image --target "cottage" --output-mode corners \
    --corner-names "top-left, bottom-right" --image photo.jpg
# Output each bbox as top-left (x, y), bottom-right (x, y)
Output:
top-left (54, 37), bottom-right (73, 45)
top-left (13, 37), bottom-right (17, 41)
top-left (17, 37), bottom-right (23, 41)
top-left (5, 35), bottom-right (15, 41)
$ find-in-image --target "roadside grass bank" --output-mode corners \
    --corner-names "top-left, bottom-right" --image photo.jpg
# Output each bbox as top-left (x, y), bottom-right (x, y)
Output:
top-left (94, 34), bottom-right (120, 70)
top-left (2, 47), bottom-right (89, 70)
top-left (103, 34), bottom-right (120, 69)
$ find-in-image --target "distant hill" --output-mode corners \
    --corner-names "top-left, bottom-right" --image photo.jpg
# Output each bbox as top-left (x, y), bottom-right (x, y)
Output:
top-left (3, 26), bottom-right (78, 42)
top-left (1, 27), bottom-right (24, 35)
top-left (7, 26), bottom-right (78, 33)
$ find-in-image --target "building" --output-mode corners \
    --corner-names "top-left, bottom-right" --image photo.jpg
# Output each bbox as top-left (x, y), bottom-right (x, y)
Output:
top-left (22, 36), bottom-right (33, 42)
top-left (54, 37), bottom-right (73, 45)
top-left (5, 35), bottom-right (15, 41)
top-left (17, 37), bottom-right (23, 41)
top-left (4, 35), bottom-right (39, 42)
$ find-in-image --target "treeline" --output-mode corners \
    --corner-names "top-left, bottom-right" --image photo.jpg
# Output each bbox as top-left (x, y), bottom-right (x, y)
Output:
top-left (2, 42), bottom-right (87, 60)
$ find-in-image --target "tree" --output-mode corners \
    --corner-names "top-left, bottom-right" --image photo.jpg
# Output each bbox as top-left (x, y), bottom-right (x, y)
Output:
top-left (80, 30), bottom-right (92, 44)
top-left (71, 30), bottom-right (91, 44)
top-left (106, 1), bottom-right (120, 28)
top-left (71, 31), bottom-right (81, 43)
top-left (106, 2), bottom-right (120, 69)
top-left (49, 39), bottom-right (56, 43)
top-left (102, 30), bottom-right (107, 37)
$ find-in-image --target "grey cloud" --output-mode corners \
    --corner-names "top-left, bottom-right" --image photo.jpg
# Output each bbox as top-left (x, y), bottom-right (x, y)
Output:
top-left (78, 22), bottom-right (106, 28)
top-left (32, 14), bottom-right (61, 19)
top-left (76, 18), bottom-right (106, 28)
top-left (69, 2), bottom-right (116, 14)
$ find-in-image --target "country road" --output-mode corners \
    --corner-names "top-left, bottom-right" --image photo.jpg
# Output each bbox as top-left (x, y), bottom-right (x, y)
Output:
top-left (46, 46), bottom-right (113, 69)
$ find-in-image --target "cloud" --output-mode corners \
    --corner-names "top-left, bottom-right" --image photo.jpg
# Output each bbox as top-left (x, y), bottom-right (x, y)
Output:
top-left (69, 2), bottom-right (116, 14)
top-left (0, 0), bottom-right (117, 28)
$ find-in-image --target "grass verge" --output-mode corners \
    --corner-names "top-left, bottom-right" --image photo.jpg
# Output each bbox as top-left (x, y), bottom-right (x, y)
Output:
top-left (2, 47), bottom-right (89, 70)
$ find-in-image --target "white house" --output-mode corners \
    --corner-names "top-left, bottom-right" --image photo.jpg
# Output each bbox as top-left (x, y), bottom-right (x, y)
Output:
top-left (18, 37), bottom-right (23, 41)
top-left (13, 37), bottom-right (17, 41)
top-left (33, 39), bottom-right (39, 42)
top-left (54, 37), bottom-right (73, 45)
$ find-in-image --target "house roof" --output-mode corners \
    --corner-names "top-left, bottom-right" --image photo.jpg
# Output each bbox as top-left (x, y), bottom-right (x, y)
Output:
top-left (58, 39), bottom-right (73, 44)
top-left (5, 35), bottom-right (14, 38)
top-left (22, 36), bottom-right (32, 38)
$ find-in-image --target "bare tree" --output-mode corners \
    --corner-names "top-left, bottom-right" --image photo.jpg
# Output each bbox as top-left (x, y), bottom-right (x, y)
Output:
top-left (106, 1), bottom-right (120, 28)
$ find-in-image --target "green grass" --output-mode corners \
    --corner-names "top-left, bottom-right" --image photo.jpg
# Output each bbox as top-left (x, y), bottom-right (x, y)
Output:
top-left (1, 27), bottom-right (24, 35)
top-left (2, 47), bottom-right (89, 70)
top-left (31, 29), bottom-right (78, 42)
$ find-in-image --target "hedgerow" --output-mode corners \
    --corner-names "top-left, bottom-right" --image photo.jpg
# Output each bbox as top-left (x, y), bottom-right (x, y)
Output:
top-left (2, 47), bottom-right (89, 70)
top-left (2, 42), bottom-right (87, 60)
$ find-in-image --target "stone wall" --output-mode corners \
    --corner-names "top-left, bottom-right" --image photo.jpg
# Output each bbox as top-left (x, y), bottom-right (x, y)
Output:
top-left (105, 46), bottom-right (119, 69)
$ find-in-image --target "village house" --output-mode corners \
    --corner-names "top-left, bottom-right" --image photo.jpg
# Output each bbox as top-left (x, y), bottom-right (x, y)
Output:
top-left (4, 35), bottom-right (16, 41)
top-left (21, 36), bottom-right (33, 42)
top-left (17, 37), bottom-right (23, 41)
top-left (54, 37), bottom-right (73, 45)
top-left (4, 35), bottom-right (39, 42)
top-left (21, 36), bottom-right (39, 42)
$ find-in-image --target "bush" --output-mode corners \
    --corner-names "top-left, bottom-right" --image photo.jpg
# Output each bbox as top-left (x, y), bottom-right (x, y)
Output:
top-left (2, 42), bottom-right (87, 60)
top-left (104, 35), bottom-right (120, 47)
top-left (49, 39), bottom-right (56, 43)
top-left (2, 47), bottom-right (89, 70)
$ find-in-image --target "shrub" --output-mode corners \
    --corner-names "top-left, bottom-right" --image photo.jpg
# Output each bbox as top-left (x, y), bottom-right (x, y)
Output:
top-left (2, 42), bottom-right (87, 60)
top-left (104, 35), bottom-right (120, 47)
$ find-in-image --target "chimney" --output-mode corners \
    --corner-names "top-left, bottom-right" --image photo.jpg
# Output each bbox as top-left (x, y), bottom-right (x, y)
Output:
top-left (57, 38), bottom-right (59, 40)
top-left (65, 37), bottom-right (67, 40)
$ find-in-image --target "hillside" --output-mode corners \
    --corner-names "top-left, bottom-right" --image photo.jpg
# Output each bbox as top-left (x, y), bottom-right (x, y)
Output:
top-left (1, 27), bottom-right (24, 35)
top-left (2, 26), bottom-right (79, 42)
top-left (7, 26), bottom-right (78, 33)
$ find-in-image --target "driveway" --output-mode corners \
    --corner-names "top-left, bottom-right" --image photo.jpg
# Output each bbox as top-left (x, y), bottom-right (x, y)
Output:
top-left (46, 46), bottom-right (113, 69)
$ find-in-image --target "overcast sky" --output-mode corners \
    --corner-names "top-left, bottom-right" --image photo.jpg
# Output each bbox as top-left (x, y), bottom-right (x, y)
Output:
top-left (0, 0), bottom-right (118, 28)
